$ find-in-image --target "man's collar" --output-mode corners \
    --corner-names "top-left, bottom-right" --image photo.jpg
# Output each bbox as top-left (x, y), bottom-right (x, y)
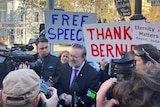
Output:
top-left (72, 61), bottom-right (85, 71)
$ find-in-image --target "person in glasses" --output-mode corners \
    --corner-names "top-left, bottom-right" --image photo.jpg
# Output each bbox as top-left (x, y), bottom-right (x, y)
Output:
top-left (133, 44), bottom-right (160, 70)
top-left (57, 43), bottom-right (100, 107)
top-left (34, 37), bottom-right (62, 87)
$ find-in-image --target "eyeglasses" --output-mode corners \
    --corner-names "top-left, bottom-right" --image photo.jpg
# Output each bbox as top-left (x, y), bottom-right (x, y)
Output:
top-left (69, 54), bottom-right (81, 59)
top-left (40, 46), bottom-right (48, 50)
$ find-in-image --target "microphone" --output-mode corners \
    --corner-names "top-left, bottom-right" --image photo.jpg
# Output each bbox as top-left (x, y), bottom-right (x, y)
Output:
top-left (71, 82), bottom-right (79, 107)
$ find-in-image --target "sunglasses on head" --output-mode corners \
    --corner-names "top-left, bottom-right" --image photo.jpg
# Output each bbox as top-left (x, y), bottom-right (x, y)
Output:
top-left (136, 48), bottom-right (159, 64)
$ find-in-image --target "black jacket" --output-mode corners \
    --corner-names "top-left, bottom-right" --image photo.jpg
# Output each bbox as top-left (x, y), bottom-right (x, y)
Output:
top-left (57, 62), bottom-right (100, 107)
top-left (34, 53), bottom-right (62, 86)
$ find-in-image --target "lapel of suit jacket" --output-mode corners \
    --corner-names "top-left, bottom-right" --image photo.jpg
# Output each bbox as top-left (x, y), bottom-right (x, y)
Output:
top-left (62, 63), bottom-right (72, 89)
top-left (76, 62), bottom-right (87, 82)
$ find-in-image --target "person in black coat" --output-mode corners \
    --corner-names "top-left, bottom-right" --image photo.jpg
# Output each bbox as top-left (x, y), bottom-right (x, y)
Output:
top-left (34, 37), bottom-right (62, 87)
top-left (57, 43), bottom-right (100, 107)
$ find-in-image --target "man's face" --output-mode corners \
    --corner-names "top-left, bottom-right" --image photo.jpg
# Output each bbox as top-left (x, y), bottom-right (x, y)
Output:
top-left (69, 48), bottom-right (85, 68)
top-left (61, 52), bottom-right (69, 64)
top-left (134, 50), bottom-right (152, 69)
top-left (37, 42), bottom-right (49, 58)
top-left (134, 55), bottom-right (146, 69)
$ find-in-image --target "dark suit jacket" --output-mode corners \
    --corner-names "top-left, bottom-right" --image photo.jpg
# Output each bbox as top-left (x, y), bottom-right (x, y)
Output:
top-left (57, 61), bottom-right (100, 107)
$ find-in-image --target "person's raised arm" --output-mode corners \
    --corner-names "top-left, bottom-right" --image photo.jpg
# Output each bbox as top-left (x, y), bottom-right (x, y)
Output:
top-left (40, 87), bottom-right (58, 107)
top-left (96, 78), bottom-right (119, 107)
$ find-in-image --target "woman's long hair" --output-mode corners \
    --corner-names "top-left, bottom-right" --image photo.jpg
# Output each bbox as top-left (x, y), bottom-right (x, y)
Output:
top-left (112, 65), bottom-right (160, 107)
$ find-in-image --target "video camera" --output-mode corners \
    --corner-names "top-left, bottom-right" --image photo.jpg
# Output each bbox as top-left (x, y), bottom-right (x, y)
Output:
top-left (106, 51), bottom-right (136, 104)
top-left (40, 79), bottom-right (52, 98)
top-left (108, 51), bottom-right (136, 81)
top-left (0, 43), bottom-right (42, 71)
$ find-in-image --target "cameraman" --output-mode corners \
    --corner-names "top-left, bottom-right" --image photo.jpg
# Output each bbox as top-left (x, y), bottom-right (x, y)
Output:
top-left (0, 68), bottom-right (58, 107)
top-left (96, 65), bottom-right (160, 107)
top-left (34, 37), bottom-right (62, 87)
top-left (98, 44), bottom-right (160, 84)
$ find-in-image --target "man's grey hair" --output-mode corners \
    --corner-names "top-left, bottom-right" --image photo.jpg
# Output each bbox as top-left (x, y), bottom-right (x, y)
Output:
top-left (71, 43), bottom-right (86, 58)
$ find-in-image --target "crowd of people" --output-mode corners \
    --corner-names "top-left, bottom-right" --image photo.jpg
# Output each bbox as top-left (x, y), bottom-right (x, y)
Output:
top-left (0, 37), bottom-right (160, 107)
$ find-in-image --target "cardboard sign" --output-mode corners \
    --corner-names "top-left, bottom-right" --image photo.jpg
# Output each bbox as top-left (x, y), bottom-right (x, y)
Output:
top-left (44, 10), bottom-right (97, 44)
top-left (83, 21), bottom-right (160, 62)
top-left (132, 21), bottom-right (160, 50)
top-left (114, 0), bottom-right (131, 16)
top-left (83, 21), bottom-right (136, 62)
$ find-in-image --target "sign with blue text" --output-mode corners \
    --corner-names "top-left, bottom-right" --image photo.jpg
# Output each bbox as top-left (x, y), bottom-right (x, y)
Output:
top-left (44, 10), bottom-right (97, 44)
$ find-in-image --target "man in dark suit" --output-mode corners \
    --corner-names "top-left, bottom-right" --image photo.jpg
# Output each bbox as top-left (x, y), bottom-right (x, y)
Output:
top-left (57, 43), bottom-right (100, 107)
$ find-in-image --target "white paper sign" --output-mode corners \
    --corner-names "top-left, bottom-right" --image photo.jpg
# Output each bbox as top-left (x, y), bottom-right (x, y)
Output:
top-left (45, 10), bottom-right (97, 44)
top-left (132, 21), bottom-right (160, 49)
top-left (83, 21), bottom-right (136, 62)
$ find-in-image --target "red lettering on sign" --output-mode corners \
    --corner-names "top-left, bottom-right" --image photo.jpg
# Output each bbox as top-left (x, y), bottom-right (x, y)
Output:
top-left (91, 44), bottom-right (99, 56)
top-left (114, 26), bottom-right (121, 39)
top-left (115, 44), bottom-right (123, 57)
top-left (91, 43), bottom-right (136, 58)
top-left (100, 44), bottom-right (105, 57)
top-left (106, 44), bottom-right (114, 58)
top-left (87, 26), bottom-right (132, 40)
top-left (87, 28), bottom-right (95, 40)
top-left (105, 28), bottom-right (113, 39)
top-left (124, 26), bottom-right (132, 40)
top-left (97, 28), bottom-right (104, 40)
